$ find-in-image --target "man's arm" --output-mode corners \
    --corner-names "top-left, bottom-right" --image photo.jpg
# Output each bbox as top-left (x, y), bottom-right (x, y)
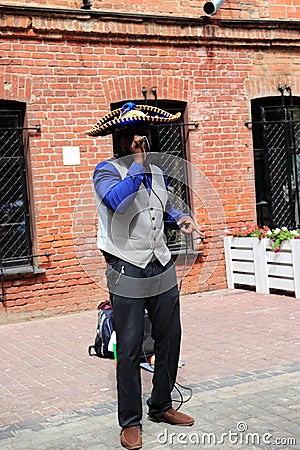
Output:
top-left (165, 201), bottom-right (199, 234)
top-left (93, 161), bottom-right (146, 214)
top-left (165, 200), bottom-right (186, 223)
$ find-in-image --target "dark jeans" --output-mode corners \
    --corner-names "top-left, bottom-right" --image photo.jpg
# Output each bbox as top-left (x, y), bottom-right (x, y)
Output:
top-left (105, 254), bottom-right (181, 429)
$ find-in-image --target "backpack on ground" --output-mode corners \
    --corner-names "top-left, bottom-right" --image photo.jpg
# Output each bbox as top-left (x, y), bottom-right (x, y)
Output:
top-left (88, 301), bottom-right (154, 361)
top-left (88, 300), bottom-right (114, 359)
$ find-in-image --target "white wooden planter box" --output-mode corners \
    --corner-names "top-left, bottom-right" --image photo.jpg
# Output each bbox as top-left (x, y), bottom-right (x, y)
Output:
top-left (224, 236), bottom-right (300, 298)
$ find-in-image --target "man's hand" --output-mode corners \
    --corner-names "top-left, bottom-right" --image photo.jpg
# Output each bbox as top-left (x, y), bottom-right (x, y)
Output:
top-left (130, 135), bottom-right (146, 165)
top-left (177, 216), bottom-right (204, 237)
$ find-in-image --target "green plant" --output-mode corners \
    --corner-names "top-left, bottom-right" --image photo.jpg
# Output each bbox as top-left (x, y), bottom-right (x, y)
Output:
top-left (229, 224), bottom-right (300, 252)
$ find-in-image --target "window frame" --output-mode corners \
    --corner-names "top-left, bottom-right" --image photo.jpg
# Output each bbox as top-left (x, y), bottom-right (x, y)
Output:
top-left (251, 96), bottom-right (300, 229)
top-left (0, 100), bottom-right (33, 271)
top-left (110, 99), bottom-right (195, 253)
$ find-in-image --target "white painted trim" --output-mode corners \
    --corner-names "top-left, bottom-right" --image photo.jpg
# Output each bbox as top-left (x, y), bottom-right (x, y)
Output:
top-left (291, 239), bottom-right (300, 299)
top-left (223, 235), bottom-right (234, 289)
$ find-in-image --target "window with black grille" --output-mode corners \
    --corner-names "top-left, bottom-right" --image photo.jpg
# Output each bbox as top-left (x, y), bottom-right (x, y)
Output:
top-left (111, 100), bottom-right (193, 253)
top-left (251, 96), bottom-right (300, 229)
top-left (0, 101), bottom-right (33, 269)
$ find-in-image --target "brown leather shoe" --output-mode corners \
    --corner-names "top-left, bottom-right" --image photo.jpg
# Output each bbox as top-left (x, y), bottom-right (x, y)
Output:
top-left (150, 407), bottom-right (194, 426)
top-left (120, 426), bottom-right (142, 450)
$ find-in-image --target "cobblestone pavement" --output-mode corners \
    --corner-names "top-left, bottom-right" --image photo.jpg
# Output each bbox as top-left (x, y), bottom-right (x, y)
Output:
top-left (0, 289), bottom-right (299, 449)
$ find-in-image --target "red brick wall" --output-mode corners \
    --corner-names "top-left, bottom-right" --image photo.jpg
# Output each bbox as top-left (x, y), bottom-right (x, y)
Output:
top-left (0, 5), bottom-right (299, 321)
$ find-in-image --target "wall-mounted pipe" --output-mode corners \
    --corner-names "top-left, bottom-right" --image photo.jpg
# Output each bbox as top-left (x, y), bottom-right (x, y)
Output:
top-left (203, 0), bottom-right (226, 16)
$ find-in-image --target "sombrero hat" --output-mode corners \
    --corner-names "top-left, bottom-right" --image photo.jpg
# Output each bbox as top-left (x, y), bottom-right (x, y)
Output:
top-left (86, 102), bottom-right (181, 136)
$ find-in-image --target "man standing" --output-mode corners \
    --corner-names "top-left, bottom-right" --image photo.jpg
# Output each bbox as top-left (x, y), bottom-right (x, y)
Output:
top-left (88, 102), bottom-right (198, 450)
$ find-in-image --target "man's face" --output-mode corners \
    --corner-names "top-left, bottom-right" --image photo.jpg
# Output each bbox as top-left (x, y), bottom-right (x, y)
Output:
top-left (117, 126), bottom-right (151, 156)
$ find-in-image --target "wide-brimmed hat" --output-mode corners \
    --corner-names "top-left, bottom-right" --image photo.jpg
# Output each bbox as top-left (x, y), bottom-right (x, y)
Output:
top-left (86, 102), bottom-right (181, 136)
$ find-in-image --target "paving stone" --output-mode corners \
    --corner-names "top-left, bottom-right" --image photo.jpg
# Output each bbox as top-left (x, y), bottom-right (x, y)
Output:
top-left (0, 289), bottom-right (299, 449)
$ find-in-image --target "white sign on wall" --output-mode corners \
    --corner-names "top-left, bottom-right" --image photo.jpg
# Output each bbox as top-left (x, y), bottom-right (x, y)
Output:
top-left (62, 146), bottom-right (81, 166)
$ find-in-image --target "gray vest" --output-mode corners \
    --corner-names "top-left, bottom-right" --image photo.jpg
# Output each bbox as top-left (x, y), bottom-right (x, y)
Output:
top-left (95, 159), bottom-right (171, 268)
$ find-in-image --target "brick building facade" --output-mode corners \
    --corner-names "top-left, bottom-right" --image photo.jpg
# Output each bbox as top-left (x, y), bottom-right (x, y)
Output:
top-left (1, 0), bottom-right (299, 322)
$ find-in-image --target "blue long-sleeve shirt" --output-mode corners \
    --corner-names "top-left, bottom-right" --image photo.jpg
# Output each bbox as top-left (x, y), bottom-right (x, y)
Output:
top-left (93, 160), bottom-right (187, 223)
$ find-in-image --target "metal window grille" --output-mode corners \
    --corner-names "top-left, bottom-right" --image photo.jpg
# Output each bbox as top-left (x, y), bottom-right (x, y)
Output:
top-left (252, 103), bottom-right (300, 229)
top-left (152, 122), bottom-right (192, 251)
top-left (0, 110), bottom-right (33, 268)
